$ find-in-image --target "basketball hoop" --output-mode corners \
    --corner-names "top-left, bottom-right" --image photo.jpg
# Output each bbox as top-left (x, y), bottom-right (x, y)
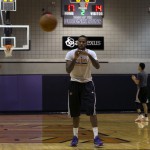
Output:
top-left (4, 44), bottom-right (13, 57)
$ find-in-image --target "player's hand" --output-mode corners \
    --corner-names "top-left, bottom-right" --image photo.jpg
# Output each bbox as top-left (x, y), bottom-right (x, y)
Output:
top-left (80, 50), bottom-right (89, 56)
top-left (74, 50), bottom-right (82, 59)
top-left (131, 75), bottom-right (136, 80)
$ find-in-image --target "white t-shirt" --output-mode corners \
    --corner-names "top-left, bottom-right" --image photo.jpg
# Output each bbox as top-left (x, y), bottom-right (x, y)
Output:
top-left (65, 48), bottom-right (98, 83)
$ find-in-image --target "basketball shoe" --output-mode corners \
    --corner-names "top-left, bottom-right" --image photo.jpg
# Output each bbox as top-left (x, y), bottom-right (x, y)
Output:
top-left (94, 136), bottom-right (103, 147)
top-left (135, 114), bottom-right (144, 122)
top-left (70, 136), bottom-right (78, 147)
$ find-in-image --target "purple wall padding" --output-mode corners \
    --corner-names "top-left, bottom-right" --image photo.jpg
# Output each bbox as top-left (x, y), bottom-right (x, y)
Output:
top-left (0, 75), bottom-right (42, 111)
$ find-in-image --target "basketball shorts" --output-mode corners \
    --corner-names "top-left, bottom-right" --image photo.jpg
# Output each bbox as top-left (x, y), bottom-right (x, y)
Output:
top-left (135, 87), bottom-right (149, 103)
top-left (68, 81), bottom-right (96, 117)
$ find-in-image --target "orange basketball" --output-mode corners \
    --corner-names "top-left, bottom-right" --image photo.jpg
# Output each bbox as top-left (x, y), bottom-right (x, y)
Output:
top-left (39, 13), bottom-right (57, 32)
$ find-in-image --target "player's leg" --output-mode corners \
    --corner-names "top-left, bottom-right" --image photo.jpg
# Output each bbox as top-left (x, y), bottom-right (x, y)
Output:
top-left (83, 81), bottom-right (103, 147)
top-left (135, 89), bottom-right (144, 122)
top-left (90, 115), bottom-right (98, 127)
top-left (142, 103), bottom-right (149, 121)
top-left (68, 81), bottom-right (81, 147)
top-left (138, 87), bottom-right (149, 122)
top-left (71, 116), bottom-right (80, 146)
top-left (136, 102), bottom-right (142, 114)
top-left (73, 117), bottom-right (80, 128)
top-left (134, 102), bottom-right (144, 122)
top-left (89, 114), bottom-right (103, 147)
top-left (73, 116), bottom-right (80, 141)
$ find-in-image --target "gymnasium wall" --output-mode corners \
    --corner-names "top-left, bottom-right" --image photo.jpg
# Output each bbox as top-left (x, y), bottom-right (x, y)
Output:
top-left (0, 74), bottom-right (149, 112)
top-left (0, 0), bottom-right (150, 112)
top-left (0, 0), bottom-right (149, 74)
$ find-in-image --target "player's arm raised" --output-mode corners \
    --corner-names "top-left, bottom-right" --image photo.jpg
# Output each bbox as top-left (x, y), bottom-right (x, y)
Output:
top-left (131, 75), bottom-right (140, 85)
top-left (80, 51), bottom-right (100, 69)
top-left (88, 54), bottom-right (100, 69)
top-left (66, 50), bottom-right (81, 73)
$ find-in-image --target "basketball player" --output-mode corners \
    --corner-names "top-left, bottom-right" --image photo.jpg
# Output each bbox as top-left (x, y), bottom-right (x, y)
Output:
top-left (65, 35), bottom-right (103, 147)
top-left (131, 63), bottom-right (149, 122)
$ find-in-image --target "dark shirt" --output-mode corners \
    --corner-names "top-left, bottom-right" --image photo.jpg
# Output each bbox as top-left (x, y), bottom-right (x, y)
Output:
top-left (137, 71), bottom-right (148, 88)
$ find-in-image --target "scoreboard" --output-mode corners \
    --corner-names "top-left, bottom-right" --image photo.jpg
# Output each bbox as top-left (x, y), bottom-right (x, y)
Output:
top-left (61, 0), bottom-right (104, 26)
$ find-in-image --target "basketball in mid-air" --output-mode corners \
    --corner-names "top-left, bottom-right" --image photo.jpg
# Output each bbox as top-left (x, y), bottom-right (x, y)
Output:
top-left (39, 13), bottom-right (57, 32)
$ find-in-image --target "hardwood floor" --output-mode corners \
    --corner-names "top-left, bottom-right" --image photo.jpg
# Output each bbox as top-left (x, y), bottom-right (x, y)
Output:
top-left (0, 113), bottom-right (149, 150)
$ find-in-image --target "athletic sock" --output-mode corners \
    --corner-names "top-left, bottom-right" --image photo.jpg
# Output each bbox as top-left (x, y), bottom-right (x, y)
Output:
top-left (73, 128), bottom-right (78, 137)
top-left (93, 127), bottom-right (98, 138)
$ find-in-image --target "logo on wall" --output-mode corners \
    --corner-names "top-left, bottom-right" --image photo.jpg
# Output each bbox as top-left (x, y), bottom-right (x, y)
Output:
top-left (65, 37), bottom-right (78, 48)
top-left (63, 36), bottom-right (104, 50)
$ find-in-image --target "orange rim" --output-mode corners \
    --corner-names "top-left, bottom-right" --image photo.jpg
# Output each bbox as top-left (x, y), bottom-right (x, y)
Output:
top-left (4, 44), bottom-right (13, 50)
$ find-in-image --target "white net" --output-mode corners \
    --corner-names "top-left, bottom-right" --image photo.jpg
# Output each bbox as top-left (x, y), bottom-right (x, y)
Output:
top-left (4, 45), bottom-right (13, 57)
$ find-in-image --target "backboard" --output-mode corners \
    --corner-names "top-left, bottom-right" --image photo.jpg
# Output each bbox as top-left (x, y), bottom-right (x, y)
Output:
top-left (0, 25), bottom-right (30, 51)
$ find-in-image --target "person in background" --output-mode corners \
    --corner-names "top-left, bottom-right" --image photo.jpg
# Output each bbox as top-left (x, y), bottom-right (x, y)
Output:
top-left (131, 63), bottom-right (149, 122)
